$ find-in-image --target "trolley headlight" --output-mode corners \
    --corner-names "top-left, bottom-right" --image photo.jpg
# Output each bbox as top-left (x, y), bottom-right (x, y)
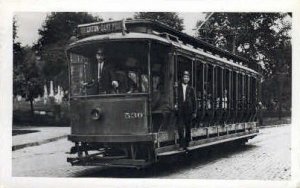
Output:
top-left (91, 107), bottom-right (103, 120)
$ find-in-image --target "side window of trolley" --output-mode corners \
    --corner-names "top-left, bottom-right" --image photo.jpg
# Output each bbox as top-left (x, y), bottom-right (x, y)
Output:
top-left (121, 57), bottom-right (149, 94)
top-left (150, 49), bottom-right (170, 111)
top-left (69, 53), bottom-right (90, 96)
top-left (205, 64), bottom-right (214, 110)
top-left (195, 61), bottom-right (205, 110)
top-left (223, 69), bottom-right (230, 110)
top-left (103, 42), bottom-right (149, 95)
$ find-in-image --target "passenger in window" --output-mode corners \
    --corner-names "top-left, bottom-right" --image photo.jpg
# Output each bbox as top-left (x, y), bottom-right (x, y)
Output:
top-left (141, 74), bottom-right (149, 92)
top-left (242, 95), bottom-right (247, 109)
top-left (197, 91), bottom-right (202, 109)
top-left (152, 75), bottom-right (161, 109)
top-left (216, 97), bottom-right (220, 109)
top-left (206, 93), bottom-right (212, 110)
top-left (114, 70), bottom-right (127, 93)
top-left (152, 76), bottom-right (160, 92)
top-left (222, 89), bottom-right (228, 109)
top-left (202, 89), bottom-right (207, 109)
top-left (127, 71), bottom-right (138, 93)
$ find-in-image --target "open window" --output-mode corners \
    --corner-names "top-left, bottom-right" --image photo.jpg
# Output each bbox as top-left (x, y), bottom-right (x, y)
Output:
top-left (195, 61), bottom-right (205, 111)
top-left (150, 43), bottom-right (173, 111)
top-left (68, 41), bottom-right (149, 96)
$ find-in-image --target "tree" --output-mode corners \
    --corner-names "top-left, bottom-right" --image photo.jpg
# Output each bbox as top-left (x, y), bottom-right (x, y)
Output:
top-left (261, 42), bottom-right (291, 119)
top-left (196, 13), bottom-right (291, 76)
top-left (195, 13), bottom-right (292, 118)
top-left (13, 17), bottom-right (23, 68)
top-left (14, 47), bottom-right (44, 115)
top-left (34, 12), bottom-right (101, 89)
top-left (13, 17), bottom-right (25, 97)
top-left (13, 18), bottom-right (44, 115)
top-left (134, 12), bottom-right (184, 31)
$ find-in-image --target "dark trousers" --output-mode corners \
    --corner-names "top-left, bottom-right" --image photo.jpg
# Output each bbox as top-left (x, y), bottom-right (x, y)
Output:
top-left (177, 104), bottom-right (192, 148)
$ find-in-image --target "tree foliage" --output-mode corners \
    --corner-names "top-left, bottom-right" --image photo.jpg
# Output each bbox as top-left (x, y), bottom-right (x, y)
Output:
top-left (13, 17), bottom-right (23, 68)
top-left (134, 12), bottom-right (184, 31)
top-left (196, 13), bottom-right (291, 77)
top-left (36, 12), bottom-right (101, 47)
top-left (13, 46), bottom-right (44, 115)
top-left (13, 17), bottom-right (25, 96)
top-left (196, 13), bottom-right (292, 116)
top-left (34, 12), bottom-right (101, 89)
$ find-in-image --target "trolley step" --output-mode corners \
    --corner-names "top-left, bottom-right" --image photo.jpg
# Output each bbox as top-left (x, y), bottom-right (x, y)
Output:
top-left (157, 149), bottom-right (186, 157)
top-left (187, 132), bottom-right (258, 150)
top-left (156, 131), bottom-right (258, 157)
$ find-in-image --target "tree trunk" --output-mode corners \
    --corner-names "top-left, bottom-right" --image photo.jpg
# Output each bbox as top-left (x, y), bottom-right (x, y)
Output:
top-left (30, 99), bottom-right (34, 117)
top-left (278, 74), bottom-right (284, 120)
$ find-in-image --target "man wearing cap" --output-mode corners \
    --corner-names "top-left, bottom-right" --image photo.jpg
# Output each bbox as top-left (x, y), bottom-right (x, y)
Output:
top-left (94, 48), bottom-right (118, 93)
top-left (175, 71), bottom-right (197, 150)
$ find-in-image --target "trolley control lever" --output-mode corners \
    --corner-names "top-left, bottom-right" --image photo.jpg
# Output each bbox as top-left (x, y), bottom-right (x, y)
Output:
top-left (81, 80), bottom-right (96, 88)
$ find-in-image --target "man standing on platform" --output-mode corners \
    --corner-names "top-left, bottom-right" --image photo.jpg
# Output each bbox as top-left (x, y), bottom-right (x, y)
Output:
top-left (175, 71), bottom-right (197, 150)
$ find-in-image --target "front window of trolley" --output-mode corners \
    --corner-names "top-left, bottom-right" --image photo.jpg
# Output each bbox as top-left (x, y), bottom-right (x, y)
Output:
top-left (68, 41), bottom-right (150, 96)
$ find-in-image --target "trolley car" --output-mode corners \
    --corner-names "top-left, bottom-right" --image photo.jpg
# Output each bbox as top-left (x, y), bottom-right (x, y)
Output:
top-left (66, 19), bottom-right (261, 168)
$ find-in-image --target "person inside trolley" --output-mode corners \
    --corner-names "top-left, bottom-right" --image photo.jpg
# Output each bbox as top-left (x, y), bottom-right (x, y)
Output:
top-left (126, 70), bottom-right (138, 93)
top-left (95, 48), bottom-right (119, 93)
top-left (83, 48), bottom-right (119, 94)
top-left (175, 71), bottom-right (197, 150)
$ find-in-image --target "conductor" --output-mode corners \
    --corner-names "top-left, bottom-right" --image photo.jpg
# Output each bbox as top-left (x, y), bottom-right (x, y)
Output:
top-left (175, 71), bottom-right (197, 150)
top-left (95, 48), bottom-right (119, 93)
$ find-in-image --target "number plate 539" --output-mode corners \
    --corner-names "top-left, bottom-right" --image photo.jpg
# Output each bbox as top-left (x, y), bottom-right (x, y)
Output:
top-left (124, 112), bottom-right (144, 119)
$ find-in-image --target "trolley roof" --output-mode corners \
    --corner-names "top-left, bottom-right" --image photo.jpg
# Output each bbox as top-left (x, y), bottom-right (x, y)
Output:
top-left (125, 19), bottom-right (250, 63)
top-left (68, 19), bottom-right (260, 76)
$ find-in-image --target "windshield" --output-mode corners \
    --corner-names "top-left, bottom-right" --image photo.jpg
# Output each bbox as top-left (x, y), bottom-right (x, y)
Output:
top-left (69, 41), bottom-right (149, 96)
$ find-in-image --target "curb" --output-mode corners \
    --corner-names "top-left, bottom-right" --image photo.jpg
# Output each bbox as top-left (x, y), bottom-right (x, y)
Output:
top-left (259, 124), bottom-right (290, 129)
top-left (12, 135), bottom-right (68, 151)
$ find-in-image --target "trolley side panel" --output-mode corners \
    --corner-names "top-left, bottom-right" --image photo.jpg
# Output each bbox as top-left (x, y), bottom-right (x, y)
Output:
top-left (70, 96), bottom-right (149, 135)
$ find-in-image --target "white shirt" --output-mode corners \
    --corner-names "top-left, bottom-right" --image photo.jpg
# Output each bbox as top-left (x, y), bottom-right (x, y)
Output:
top-left (222, 96), bottom-right (228, 109)
top-left (98, 62), bottom-right (104, 80)
top-left (182, 83), bottom-right (187, 102)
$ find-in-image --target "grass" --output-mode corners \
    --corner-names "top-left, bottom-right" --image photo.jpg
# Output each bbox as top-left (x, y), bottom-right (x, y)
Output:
top-left (13, 100), bottom-right (70, 126)
top-left (262, 117), bottom-right (291, 126)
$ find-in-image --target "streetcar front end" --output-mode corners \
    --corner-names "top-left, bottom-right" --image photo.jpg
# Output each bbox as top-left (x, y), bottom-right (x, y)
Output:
top-left (66, 34), bottom-right (160, 168)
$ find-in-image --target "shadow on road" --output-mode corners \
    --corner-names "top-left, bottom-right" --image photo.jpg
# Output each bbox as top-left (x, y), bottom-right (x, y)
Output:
top-left (74, 142), bottom-right (258, 178)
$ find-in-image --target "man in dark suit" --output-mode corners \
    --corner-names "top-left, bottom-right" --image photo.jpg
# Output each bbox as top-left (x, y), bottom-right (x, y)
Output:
top-left (83, 48), bottom-right (119, 94)
top-left (95, 48), bottom-right (119, 93)
top-left (175, 71), bottom-right (197, 150)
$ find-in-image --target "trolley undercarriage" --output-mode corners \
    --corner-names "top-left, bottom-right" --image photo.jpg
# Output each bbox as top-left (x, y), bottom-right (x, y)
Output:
top-left (67, 122), bottom-right (258, 168)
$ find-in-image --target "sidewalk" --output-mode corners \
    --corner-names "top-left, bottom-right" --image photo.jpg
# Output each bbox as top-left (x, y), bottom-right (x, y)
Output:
top-left (12, 126), bottom-right (70, 151)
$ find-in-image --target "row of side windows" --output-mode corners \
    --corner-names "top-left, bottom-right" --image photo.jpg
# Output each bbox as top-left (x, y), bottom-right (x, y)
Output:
top-left (177, 55), bottom-right (259, 124)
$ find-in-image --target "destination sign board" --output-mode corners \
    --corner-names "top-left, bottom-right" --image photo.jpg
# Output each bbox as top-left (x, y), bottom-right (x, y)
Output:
top-left (77, 20), bottom-right (125, 37)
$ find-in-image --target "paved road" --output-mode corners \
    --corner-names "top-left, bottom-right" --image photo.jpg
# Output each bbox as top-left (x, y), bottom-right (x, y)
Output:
top-left (12, 125), bottom-right (291, 180)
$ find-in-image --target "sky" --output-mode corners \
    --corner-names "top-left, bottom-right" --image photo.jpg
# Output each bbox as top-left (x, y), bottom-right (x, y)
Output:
top-left (14, 12), bottom-right (206, 46)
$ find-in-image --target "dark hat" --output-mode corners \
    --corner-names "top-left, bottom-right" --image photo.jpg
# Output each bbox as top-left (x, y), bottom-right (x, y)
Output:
top-left (96, 48), bottom-right (105, 55)
top-left (183, 71), bottom-right (190, 76)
